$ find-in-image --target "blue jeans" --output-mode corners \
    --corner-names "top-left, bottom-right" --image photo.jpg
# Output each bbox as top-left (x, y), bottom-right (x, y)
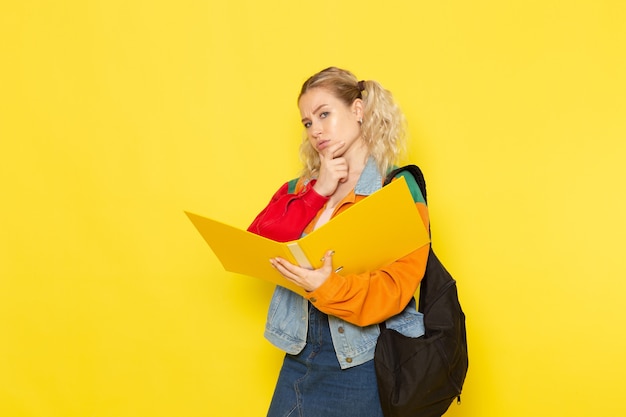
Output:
top-left (267, 305), bottom-right (384, 417)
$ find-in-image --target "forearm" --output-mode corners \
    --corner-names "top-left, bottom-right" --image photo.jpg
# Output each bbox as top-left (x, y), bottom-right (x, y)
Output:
top-left (306, 242), bottom-right (430, 326)
top-left (247, 180), bottom-right (328, 242)
top-left (305, 200), bottom-right (430, 326)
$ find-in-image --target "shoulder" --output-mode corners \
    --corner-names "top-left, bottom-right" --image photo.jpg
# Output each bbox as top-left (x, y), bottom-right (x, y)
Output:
top-left (287, 177), bottom-right (313, 194)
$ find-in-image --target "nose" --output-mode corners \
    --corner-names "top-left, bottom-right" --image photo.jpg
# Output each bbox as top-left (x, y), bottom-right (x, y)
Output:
top-left (311, 121), bottom-right (322, 138)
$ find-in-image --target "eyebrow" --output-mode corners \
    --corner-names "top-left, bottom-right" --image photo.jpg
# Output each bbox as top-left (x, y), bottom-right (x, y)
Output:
top-left (301, 104), bottom-right (328, 123)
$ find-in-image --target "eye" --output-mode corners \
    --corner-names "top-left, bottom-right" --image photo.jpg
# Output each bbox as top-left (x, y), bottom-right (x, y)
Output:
top-left (320, 111), bottom-right (329, 119)
top-left (303, 121), bottom-right (312, 128)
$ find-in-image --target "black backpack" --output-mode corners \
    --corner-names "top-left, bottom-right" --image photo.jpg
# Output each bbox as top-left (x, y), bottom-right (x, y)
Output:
top-left (375, 165), bottom-right (469, 417)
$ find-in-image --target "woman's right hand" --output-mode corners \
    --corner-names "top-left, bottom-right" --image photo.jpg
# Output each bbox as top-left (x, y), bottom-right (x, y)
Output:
top-left (313, 141), bottom-right (347, 197)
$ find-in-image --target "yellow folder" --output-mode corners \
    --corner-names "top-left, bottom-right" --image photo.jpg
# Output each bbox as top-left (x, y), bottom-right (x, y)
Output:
top-left (185, 177), bottom-right (430, 296)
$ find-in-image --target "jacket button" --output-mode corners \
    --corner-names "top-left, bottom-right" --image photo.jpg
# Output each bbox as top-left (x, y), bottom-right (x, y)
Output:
top-left (346, 357), bottom-right (353, 363)
top-left (338, 326), bottom-right (344, 333)
top-left (309, 297), bottom-right (317, 303)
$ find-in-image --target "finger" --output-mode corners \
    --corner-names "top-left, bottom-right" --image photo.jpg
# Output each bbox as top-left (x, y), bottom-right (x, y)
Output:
top-left (320, 250), bottom-right (335, 271)
top-left (334, 160), bottom-right (349, 182)
top-left (322, 250), bottom-right (343, 273)
top-left (270, 259), bottom-right (297, 283)
top-left (272, 258), bottom-right (304, 279)
top-left (324, 141), bottom-right (346, 159)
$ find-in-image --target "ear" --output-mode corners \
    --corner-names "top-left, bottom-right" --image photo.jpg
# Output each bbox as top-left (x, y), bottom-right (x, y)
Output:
top-left (351, 98), bottom-right (364, 120)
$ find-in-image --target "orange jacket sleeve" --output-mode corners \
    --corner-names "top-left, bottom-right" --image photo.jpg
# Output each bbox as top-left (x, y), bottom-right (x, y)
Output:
top-left (305, 201), bottom-right (430, 327)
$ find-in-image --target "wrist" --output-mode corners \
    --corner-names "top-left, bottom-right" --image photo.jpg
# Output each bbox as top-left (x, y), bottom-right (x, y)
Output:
top-left (312, 182), bottom-right (331, 198)
top-left (302, 181), bottom-right (330, 208)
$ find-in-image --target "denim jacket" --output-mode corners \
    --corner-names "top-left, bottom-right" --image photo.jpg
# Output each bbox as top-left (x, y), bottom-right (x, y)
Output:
top-left (264, 159), bottom-right (426, 370)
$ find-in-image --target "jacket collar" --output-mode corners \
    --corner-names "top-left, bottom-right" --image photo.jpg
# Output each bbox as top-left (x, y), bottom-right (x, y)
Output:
top-left (354, 157), bottom-right (383, 196)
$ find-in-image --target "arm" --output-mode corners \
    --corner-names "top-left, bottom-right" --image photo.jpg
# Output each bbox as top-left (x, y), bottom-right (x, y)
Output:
top-left (250, 142), bottom-right (350, 242)
top-left (307, 231), bottom-right (429, 327)
top-left (247, 180), bottom-right (329, 242)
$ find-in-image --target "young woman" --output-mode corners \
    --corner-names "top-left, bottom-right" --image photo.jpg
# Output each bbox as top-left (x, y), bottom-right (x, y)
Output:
top-left (248, 67), bottom-right (430, 417)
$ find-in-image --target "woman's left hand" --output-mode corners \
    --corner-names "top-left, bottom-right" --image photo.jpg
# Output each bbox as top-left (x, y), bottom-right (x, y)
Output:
top-left (270, 250), bottom-right (335, 292)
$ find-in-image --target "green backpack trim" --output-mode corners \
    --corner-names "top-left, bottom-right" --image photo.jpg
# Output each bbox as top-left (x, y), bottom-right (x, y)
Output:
top-left (387, 166), bottom-right (426, 204)
top-left (287, 178), bottom-right (300, 194)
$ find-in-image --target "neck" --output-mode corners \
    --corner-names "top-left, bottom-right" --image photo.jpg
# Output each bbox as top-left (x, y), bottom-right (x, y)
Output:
top-left (343, 138), bottom-right (369, 175)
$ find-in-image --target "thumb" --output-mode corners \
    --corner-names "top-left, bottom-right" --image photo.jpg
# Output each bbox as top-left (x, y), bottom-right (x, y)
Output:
top-left (322, 250), bottom-right (335, 271)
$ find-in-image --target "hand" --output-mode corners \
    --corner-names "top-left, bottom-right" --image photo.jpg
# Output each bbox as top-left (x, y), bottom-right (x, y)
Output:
top-left (270, 250), bottom-right (335, 292)
top-left (313, 141), bottom-right (348, 197)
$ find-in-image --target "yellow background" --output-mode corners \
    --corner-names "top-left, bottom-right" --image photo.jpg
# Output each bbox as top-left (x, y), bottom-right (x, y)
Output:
top-left (1, 1), bottom-right (625, 416)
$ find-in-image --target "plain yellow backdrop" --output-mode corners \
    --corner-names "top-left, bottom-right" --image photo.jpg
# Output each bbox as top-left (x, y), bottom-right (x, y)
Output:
top-left (1, 1), bottom-right (625, 416)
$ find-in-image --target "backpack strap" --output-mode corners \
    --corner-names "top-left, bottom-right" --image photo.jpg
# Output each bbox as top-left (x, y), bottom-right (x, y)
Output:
top-left (385, 165), bottom-right (428, 204)
top-left (379, 164), bottom-right (429, 333)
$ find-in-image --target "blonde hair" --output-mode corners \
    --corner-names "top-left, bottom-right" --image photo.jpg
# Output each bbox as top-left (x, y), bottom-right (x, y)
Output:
top-left (297, 67), bottom-right (407, 179)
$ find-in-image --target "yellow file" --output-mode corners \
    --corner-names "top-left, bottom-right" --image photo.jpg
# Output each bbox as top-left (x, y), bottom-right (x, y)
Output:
top-left (185, 177), bottom-right (430, 296)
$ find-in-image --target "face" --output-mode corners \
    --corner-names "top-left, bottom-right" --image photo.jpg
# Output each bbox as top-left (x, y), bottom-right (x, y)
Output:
top-left (298, 88), bottom-right (363, 157)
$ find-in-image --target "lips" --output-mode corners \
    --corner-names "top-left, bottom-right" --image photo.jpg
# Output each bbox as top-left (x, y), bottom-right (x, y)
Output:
top-left (317, 139), bottom-right (330, 151)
